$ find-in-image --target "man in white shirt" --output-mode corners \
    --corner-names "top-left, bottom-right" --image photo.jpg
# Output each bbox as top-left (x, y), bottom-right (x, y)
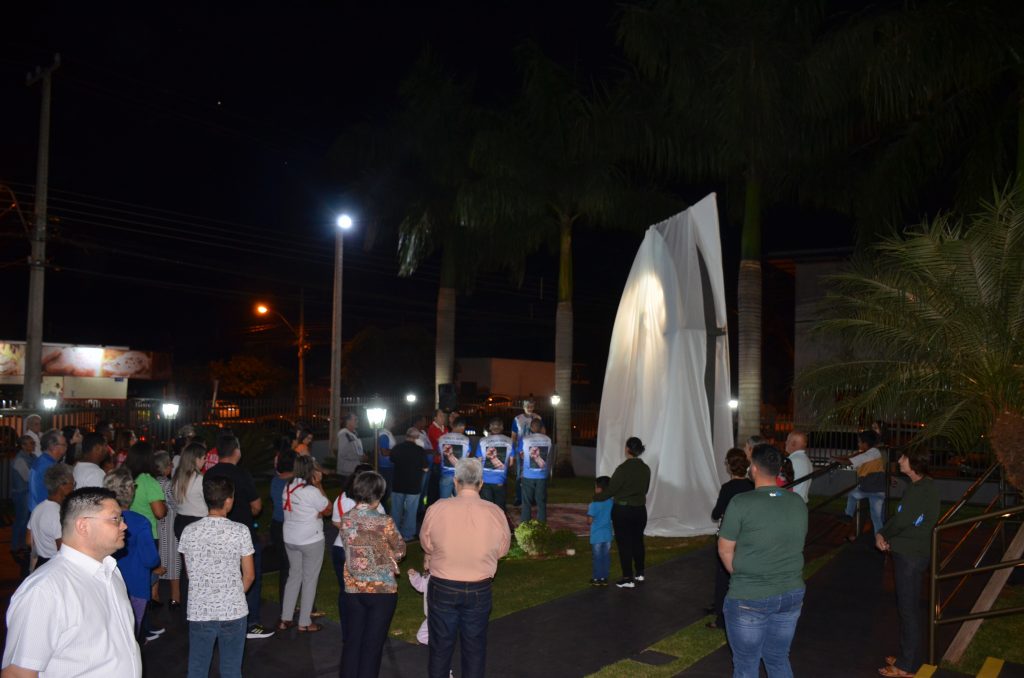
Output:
top-left (784, 431), bottom-right (814, 503)
top-left (2, 486), bottom-right (142, 678)
top-left (27, 464), bottom-right (75, 568)
top-left (73, 432), bottom-right (109, 490)
top-left (336, 412), bottom-right (366, 485)
top-left (23, 415), bottom-right (41, 457)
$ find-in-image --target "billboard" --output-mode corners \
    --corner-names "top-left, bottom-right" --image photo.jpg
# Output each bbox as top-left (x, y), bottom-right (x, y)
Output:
top-left (0, 342), bottom-right (171, 380)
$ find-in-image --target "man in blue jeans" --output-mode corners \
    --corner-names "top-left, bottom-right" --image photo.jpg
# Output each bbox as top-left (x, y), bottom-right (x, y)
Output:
top-left (389, 428), bottom-right (430, 540)
top-left (420, 458), bottom-right (511, 678)
top-left (718, 444), bottom-right (808, 678)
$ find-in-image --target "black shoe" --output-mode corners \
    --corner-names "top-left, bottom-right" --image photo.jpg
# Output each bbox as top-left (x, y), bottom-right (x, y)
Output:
top-left (168, 600), bottom-right (181, 611)
top-left (615, 577), bottom-right (636, 589)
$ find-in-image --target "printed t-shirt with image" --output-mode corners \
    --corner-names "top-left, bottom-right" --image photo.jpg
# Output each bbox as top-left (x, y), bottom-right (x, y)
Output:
top-left (520, 432), bottom-right (552, 480)
top-left (477, 434), bottom-right (514, 485)
top-left (437, 432), bottom-right (476, 476)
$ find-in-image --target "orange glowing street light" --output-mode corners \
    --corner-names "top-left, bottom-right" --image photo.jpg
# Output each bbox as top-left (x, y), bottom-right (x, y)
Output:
top-left (253, 298), bottom-right (307, 417)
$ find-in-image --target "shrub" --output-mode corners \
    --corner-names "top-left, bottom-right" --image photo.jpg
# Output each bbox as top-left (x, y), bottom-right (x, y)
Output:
top-left (515, 520), bottom-right (552, 556)
top-left (513, 520), bottom-right (577, 556)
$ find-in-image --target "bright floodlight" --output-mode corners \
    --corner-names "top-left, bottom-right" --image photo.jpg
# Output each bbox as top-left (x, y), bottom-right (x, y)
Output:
top-left (162, 402), bottom-right (180, 418)
top-left (728, 398), bottom-right (739, 410)
top-left (256, 304), bottom-right (269, 315)
top-left (405, 393), bottom-right (417, 404)
top-left (551, 393), bottom-right (561, 407)
top-left (42, 397), bottom-right (58, 410)
top-left (336, 214), bottom-right (353, 230)
top-left (366, 406), bottom-right (387, 428)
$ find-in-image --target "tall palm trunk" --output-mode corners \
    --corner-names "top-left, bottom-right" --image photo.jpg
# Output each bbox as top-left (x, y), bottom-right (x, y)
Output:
top-left (553, 217), bottom-right (573, 471)
top-left (435, 249), bottom-right (457, 407)
top-left (737, 174), bottom-right (762, 440)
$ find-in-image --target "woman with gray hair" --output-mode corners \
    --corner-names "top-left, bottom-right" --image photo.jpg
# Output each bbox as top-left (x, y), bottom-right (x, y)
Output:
top-left (278, 455), bottom-right (331, 633)
top-left (104, 468), bottom-right (162, 639)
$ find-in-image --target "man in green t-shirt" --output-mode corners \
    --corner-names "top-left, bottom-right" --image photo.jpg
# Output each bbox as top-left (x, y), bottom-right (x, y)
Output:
top-left (718, 444), bottom-right (808, 678)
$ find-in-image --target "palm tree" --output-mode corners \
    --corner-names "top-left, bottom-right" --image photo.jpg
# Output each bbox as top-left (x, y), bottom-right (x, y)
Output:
top-left (799, 0), bottom-right (1024, 238)
top-left (335, 54), bottom-right (490, 407)
top-left (465, 44), bottom-right (677, 466)
top-left (797, 187), bottom-right (1024, 489)
top-left (619, 0), bottom-right (821, 439)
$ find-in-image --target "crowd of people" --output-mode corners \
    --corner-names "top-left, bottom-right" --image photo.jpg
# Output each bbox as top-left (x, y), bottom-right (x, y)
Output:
top-left (2, 407), bottom-right (942, 678)
top-left (1, 401), bottom-right (546, 678)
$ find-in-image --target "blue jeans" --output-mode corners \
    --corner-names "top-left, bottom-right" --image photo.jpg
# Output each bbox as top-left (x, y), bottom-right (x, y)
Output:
top-left (10, 491), bottom-right (29, 552)
top-left (439, 474), bottom-right (455, 499)
top-left (591, 541), bottom-right (611, 580)
top-left (521, 478), bottom-right (547, 523)
top-left (428, 577), bottom-right (493, 678)
top-left (187, 616), bottom-right (246, 678)
top-left (391, 492), bottom-right (421, 540)
top-left (245, 532), bottom-right (262, 625)
top-left (724, 587), bottom-right (804, 678)
top-left (846, 488), bottom-right (885, 534)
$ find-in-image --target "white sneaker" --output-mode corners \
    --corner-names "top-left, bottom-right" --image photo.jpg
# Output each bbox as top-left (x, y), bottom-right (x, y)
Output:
top-left (634, 575), bottom-right (645, 584)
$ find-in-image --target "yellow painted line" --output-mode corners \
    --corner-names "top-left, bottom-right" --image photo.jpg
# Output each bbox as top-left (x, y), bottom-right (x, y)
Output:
top-left (914, 665), bottom-right (937, 678)
top-left (977, 657), bottom-right (1005, 678)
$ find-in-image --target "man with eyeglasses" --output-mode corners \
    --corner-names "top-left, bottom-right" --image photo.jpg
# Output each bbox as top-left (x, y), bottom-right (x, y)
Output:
top-left (2, 487), bottom-right (142, 677)
top-left (28, 430), bottom-right (66, 513)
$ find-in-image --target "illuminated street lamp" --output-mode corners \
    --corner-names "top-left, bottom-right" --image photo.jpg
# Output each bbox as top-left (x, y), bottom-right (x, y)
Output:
top-left (255, 298), bottom-right (308, 418)
top-left (41, 397), bottom-right (57, 411)
top-left (405, 393), bottom-right (417, 404)
top-left (728, 398), bottom-right (739, 410)
top-left (330, 213), bottom-right (353, 457)
top-left (161, 402), bottom-right (180, 418)
top-left (366, 404), bottom-right (387, 472)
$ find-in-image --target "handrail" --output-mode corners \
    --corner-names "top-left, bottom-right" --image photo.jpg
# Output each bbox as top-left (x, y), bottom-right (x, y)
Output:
top-left (927, 464), bottom-right (1024, 665)
top-left (936, 462), bottom-right (1002, 526)
top-left (782, 461), bottom-right (841, 491)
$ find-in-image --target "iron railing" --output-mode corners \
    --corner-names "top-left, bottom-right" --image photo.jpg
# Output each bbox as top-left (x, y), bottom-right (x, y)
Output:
top-left (927, 462), bottom-right (1024, 664)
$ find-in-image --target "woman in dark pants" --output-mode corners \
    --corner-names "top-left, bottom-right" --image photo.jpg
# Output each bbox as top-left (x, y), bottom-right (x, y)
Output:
top-left (604, 436), bottom-right (652, 588)
top-left (876, 451), bottom-right (940, 678)
top-left (707, 448), bottom-right (754, 629)
top-left (336, 470), bottom-right (406, 678)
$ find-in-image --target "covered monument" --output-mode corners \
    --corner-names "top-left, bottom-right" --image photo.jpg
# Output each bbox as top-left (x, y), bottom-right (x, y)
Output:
top-left (595, 194), bottom-right (734, 537)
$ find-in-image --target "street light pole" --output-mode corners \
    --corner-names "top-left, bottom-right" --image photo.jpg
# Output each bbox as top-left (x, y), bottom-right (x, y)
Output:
top-left (330, 215), bottom-right (353, 457)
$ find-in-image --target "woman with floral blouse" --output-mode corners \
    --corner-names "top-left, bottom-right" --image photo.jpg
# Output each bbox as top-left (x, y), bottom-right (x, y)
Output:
top-left (337, 470), bottom-right (406, 677)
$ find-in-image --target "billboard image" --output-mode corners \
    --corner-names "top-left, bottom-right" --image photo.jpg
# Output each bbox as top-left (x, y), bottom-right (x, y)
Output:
top-left (0, 342), bottom-right (170, 380)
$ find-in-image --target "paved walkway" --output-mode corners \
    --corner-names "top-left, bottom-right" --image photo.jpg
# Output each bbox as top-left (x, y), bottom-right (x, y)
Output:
top-left (140, 543), bottom-right (718, 677)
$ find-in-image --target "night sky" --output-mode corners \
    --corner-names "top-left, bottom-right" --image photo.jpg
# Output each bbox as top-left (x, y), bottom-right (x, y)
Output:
top-left (0, 3), bottom-right (851, 400)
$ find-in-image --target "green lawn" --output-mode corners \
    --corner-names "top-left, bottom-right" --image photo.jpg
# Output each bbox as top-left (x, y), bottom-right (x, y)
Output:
top-left (264, 533), bottom-right (713, 642)
top-left (945, 583), bottom-right (1024, 675)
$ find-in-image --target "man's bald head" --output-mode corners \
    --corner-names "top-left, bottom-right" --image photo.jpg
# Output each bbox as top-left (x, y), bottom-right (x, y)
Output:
top-left (785, 431), bottom-right (807, 454)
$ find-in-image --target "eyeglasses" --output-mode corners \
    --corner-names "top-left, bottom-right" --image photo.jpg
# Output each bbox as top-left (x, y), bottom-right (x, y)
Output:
top-left (83, 515), bottom-right (125, 525)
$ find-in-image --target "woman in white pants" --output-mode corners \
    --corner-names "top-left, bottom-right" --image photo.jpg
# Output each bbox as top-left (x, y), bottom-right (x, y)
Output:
top-left (278, 456), bottom-right (330, 633)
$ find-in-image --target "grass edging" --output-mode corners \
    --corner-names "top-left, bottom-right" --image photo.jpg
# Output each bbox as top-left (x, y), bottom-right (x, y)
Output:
top-left (584, 547), bottom-right (843, 677)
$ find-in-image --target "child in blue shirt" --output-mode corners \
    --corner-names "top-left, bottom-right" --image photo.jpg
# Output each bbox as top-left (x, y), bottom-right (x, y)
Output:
top-left (587, 476), bottom-right (613, 586)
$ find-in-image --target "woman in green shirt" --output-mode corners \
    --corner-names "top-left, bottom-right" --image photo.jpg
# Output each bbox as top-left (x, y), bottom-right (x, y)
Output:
top-left (126, 441), bottom-right (169, 540)
top-left (604, 437), bottom-right (651, 589)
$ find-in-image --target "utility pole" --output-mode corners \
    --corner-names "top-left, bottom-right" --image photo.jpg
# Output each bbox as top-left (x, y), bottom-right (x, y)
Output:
top-left (297, 287), bottom-right (306, 420)
top-left (22, 54), bottom-right (60, 410)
